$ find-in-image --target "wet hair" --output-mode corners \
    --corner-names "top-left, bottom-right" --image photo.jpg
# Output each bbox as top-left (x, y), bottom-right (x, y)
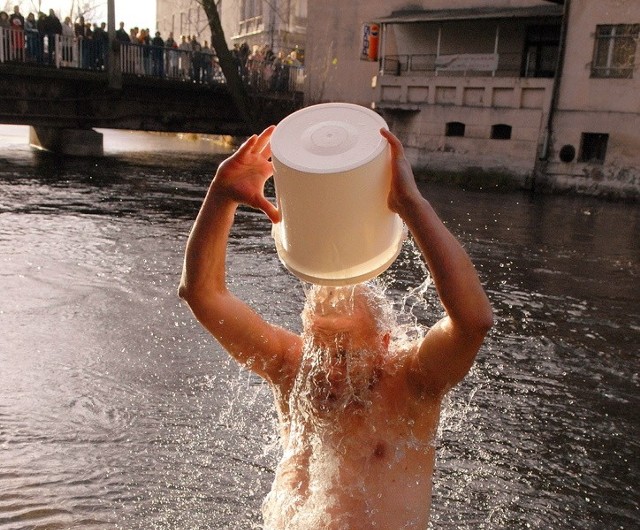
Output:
top-left (301, 280), bottom-right (395, 338)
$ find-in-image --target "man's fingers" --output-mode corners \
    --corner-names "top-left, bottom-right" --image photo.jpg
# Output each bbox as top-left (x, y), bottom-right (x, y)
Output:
top-left (380, 128), bottom-right (405, 159)
top-left (236, 134), bottom-right (258, 156)
top-left (255, 195), bottom-right (281, 223)
top-left (253, 125), bottom-right (276, 155)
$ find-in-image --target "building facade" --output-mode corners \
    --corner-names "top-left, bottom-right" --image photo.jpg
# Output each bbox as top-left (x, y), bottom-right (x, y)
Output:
top-left (156, 0), bottom-right (307, 56)
top-left (304, 0), bottom-right (639, 199)
top-left (156, 0), bottom-right (212, 43)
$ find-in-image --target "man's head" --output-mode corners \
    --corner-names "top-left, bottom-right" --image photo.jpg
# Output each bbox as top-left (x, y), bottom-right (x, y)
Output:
top-left (295, 283), bottom-right (395, 415)
top-left (301, 282), bottom-right (393, 353)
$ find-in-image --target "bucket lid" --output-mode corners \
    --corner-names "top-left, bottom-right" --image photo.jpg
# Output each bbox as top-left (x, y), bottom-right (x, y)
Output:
top-left (271, 103), bottom-right (389, 174)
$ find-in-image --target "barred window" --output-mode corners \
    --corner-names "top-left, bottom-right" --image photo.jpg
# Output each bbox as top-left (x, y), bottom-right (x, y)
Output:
top-left (579, 133), bottom-right (608, 163)
top-left (591, 24), bottom-right (639, 78)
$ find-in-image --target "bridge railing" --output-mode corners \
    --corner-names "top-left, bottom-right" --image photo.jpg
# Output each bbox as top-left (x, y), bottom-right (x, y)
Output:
top-left (0, 27), bottom-right (304, 92)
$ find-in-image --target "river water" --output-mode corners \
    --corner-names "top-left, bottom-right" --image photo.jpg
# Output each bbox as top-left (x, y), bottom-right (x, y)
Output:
top-left (0, 125), bottom-right (638, 530)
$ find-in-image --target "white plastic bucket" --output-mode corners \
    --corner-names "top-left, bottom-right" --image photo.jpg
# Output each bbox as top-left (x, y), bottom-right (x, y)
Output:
top-left (270, 102), bottom-right (406, 286)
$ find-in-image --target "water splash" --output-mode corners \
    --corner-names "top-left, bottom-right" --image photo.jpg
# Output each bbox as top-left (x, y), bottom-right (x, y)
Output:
top-left (261, 280), bottom-right (438, 529)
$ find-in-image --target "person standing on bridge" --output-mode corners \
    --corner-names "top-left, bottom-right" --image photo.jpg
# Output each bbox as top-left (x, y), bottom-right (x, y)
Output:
top-left (74, 15), bottom-right (90, 69)
top-left (9, 5), bottom-right (25, 62)
top-left (0, 12), bottom-right (9, 63)
top-left (178, 35), bottom-right (192, 81)
top-left (44, 9), bottom-right (62, 65)
top-left (24, 12), bottom-right (38, 63)
top-left (61, 16), bottom-right (74, 66)
top-left (165, 32), bottom-right (178, 79)
top-left (151, 31), bottom-right (165, 78)
top-left (115, 22), bottom-right (130, 43)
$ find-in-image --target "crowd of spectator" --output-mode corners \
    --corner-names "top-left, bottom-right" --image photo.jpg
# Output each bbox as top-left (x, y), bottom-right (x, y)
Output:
top-left (233, 42), bottom-right (304, 92)
top-left (1, 5), bottom-right (111, 67)
top-left (0, 5), bottom-right (304, 91)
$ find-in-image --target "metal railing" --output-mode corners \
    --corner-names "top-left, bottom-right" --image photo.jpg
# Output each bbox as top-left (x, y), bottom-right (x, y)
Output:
top-left (381, 53), bottom-right (524, 77)
top-left (0, 27), bottom-right (304, 92)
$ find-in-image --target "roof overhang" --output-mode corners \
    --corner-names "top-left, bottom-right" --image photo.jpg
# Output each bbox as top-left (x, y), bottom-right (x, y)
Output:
top-left (375, 5), bottom-right (564, 25)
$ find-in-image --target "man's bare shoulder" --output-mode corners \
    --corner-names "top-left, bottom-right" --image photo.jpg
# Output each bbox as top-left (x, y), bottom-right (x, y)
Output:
top-left (383, 341), bottom-right (445, 404)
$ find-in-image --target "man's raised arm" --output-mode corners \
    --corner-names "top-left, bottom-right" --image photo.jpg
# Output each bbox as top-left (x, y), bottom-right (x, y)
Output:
top-left (179, 126), bottom-right (301, 386)
top-left (380, 129), bottom-right (493, 397)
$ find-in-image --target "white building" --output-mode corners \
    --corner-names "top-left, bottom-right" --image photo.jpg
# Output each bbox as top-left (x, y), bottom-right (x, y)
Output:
top-left (155, 0), bottom-right (211, 43)
top-left (156, 0), bottom-right (307, 55)
top-left (303, 0), bottom-right (640, 199)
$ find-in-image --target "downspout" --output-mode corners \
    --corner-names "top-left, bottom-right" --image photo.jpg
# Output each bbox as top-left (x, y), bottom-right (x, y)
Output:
top-left (532, 0), bottom-right (571, 191)
top-left (378, 22), bottom-right (386, 75)
top-left (493, 23), bottom-right (499, 77)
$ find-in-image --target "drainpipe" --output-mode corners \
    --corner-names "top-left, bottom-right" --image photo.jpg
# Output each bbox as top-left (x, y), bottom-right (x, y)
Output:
top-left (378, 22), bottom-right (386, 75)
top-left (270, 0), bottom-right (276, 51)
top-left (533, 0), bottom-right (571, 190)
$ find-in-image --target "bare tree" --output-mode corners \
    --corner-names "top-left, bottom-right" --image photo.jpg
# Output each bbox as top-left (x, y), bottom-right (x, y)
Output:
top-left (24, 1), bottom-right (43, 14)
top-left (29, 0), bottom-right (42, 13)
top-left (66, 0), bottom-right (107, 22)
top-left (2, 2), bottom-right (42, 16)
top-left (199, 0), bottom-right (258, 131)
top-left (8, 0), bottom-right (102, 20)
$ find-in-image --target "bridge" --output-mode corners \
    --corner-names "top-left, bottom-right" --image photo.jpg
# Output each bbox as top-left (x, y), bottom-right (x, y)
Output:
top-left (0, 28), bottom-right (304, 155)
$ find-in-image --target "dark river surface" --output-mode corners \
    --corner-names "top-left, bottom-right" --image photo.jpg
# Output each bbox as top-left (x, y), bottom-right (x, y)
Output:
top-left (0, 126), bottom-right (638, 529)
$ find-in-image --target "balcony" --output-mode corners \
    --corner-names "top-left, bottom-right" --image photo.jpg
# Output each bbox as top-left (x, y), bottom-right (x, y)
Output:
top-left (373, 53), bottom-right (554, 114)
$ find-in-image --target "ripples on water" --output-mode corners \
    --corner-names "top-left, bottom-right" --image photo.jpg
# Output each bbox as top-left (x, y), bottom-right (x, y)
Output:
top-left (0, 127), bottom-right (638, 529)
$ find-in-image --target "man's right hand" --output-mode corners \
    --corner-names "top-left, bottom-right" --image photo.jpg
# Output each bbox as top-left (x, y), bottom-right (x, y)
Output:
top-left (211, 125), bottom-right (281, 223)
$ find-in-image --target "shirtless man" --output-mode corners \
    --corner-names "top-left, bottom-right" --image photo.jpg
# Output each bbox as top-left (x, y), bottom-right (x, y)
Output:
top-left (179, 126), bottom-right (493, 529)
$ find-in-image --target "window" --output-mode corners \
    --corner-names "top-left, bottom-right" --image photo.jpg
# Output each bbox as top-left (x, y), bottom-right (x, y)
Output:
top-left (295, 0), bottom-right (308, 20)
top-left (491, 124), bottom-right (512, 140)
top-left (579, 133), bottom-right (608, 163)
top-left (239, 0), bottom-right (263, 34)
top-left (522, 25), bottom-right (561, 78)
top-left (445, 122), bottom-right (465, 137)
top-left (241, 0), bottom-right (262, 21)
top-left (591, 24), bottom-right (639, 78)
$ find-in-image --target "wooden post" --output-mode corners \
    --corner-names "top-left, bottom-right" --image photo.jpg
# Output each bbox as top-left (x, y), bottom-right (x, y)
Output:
top-left (107, 0), bottom-right (122, 89)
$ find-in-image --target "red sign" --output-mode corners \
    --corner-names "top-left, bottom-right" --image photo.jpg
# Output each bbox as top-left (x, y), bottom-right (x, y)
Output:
top-left (361, 23), bottom-right (380, 61)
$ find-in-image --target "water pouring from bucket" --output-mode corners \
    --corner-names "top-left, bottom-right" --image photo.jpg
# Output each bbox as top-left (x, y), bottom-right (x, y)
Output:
top-left (270, 103), bottom-right (407, 286)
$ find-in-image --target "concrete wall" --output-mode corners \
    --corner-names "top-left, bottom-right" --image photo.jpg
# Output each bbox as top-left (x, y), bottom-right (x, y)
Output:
top-left (377, 76), bottom-right (553, 182)
top-left (305, 0), bottom-right (640, 198)
top-left (539, 0), bottom-right (640, 198)
top-left (304, 0), bottom-right (547, 106)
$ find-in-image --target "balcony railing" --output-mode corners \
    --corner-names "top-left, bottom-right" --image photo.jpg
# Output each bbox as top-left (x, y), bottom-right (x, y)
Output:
top-left (381, 53), bottom-right (525, 77)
